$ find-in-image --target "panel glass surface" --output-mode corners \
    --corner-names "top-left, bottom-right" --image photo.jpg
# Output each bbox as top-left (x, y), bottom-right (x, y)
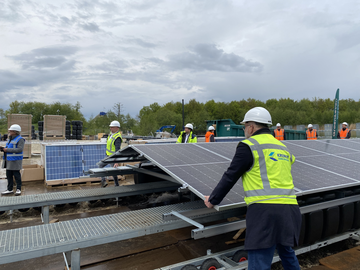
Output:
top-left (283, 142), bottom-right (326, 158)
top-left (165, 162), bottom-right (245, 206)
top-left (285, 140), bottom-right (357, 154)
top-left (133, 144), bottom-right (229, 166)
top-left (291, 161), bottom-right (358, 191)
top-left (196, 142), bottom-right (238, 160)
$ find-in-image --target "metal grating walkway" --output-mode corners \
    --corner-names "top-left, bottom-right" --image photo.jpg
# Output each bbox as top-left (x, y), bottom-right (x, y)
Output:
top-left (0, 181), bottom-right (180, 211)
top-left (0, 201), bottom-right (217, 264)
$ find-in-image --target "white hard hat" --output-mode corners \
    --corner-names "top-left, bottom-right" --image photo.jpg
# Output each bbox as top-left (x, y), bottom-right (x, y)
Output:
top-left (241, 107), bottom-right (272, 125)
top-left (308, 124), bottom-right (313, 128)
top-left (185, 123), bottom-right (193, 129)
top-left (208, 126), bottom-right (215, 131)
top-left (342, 122), bottom-right (348, 126)
top-left (109, 120), bottom-right (120, 127)
top-left (9, 124), bottom-right (21, 132)
top-left (276, 123), bottom-right (281, 127)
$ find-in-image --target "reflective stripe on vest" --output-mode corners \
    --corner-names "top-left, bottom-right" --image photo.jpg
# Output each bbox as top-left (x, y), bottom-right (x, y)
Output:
top-left (274, 129), bottom-right (284, 140)
top-left (339, 128), bottom-right (349, 139)
top-left (241, 134), bottom-right (297, 205)
top-left (106, 132), bottom-right (122, 156)
top-left (306, 129), bottom-right (317, 140)
top-left (5, 135), bottom-right (24, 161)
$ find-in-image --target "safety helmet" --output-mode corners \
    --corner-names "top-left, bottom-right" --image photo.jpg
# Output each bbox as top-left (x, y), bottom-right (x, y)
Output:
top-left (208, 126), bottom-right (215, 131)
top-left (308, 124), bottom-right (313, 128)
top-left (342, 122), bottom-right (348, 126)
top-left (241, 107), bottom-right (272, 125)
top-left (276, 123), bottom-right (281, 127)
top-left (185, 123), bottom-right (193, 130)
top-left (9, 124), bottom-right (21, 132)
top-left (109, 120), bottom-right (120, 127)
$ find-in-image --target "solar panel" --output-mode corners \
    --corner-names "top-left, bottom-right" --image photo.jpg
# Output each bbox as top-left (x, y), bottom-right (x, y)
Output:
top-left (44, 143), bottom-right (107, 182)
top-left (119, 139), bottom-right (360, 210)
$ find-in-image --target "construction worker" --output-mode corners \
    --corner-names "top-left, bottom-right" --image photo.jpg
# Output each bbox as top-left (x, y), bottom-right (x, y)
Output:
top-left (1, 124), bottom-right (25, 196)
top-left (306, 124), bottom-right (318, 140)
top-left (337, 122), bottom-right (351, 139)
top-left (99, 120), bottom-right (122, 187)
top-left (273, 123), bottom-right (286, 140)
top-left (176, 123), bottom-right (197, 143)
top-left (204, 107), bottom-right (301, 270)
top-left (205, 126), bottom-right (215, 142)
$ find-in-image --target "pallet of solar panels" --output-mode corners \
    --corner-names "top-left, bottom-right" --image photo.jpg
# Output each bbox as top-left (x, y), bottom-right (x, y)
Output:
top-left (38, 121), bottom-right (44, 140)
top-left (71, 120), bottom-right (83, 140)
top-left (43, 115), bottom-right (66, 141)
top-left (65, 120), bottom-right (71, 140)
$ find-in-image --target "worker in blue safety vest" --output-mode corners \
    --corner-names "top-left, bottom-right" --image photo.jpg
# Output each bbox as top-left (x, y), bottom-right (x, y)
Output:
top-left (1, 124), bottom-right (25, 196)
top-left (99, 120), bottom-right (123, 188)
top-left (204, 107), bottom-right (301, 270)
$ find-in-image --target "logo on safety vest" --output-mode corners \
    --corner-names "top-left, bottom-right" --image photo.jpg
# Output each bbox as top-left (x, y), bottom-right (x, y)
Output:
top-left (269, 152), bottom-right (277, 161)
top-left (269, 152), bottom-right (290, 162)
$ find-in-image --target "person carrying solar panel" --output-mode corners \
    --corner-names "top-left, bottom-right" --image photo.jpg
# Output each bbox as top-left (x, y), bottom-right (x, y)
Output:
top-left (337, 122), bottom-right (351, 139)
top-left (204, 107), bottom-right (301, 270)
top-left (176, 123), bottom-right (197, 143)
top-left (99, 120), bottom-right (122, 188)
top-left (273, 123), bottom-right (286, 140)
top-left (1, 124), bottom-right (25, 196)
top-left (205, 126), bottom-right (215, 142)
top-left (305, 124), bottom-right (318, 140)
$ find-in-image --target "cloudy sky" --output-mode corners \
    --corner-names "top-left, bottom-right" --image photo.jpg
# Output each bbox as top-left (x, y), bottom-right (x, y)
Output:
top-left (1, 0), bottom-right (360, 118)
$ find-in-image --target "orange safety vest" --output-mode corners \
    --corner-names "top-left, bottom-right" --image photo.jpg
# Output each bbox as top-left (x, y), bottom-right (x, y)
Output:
top-left (306, 129), bottom-right (317, 140)
top-left (205, 131), bottom-right (215, 142)
top-left (274, 129), bottom-right (284, 140)
top-left (339, 128), bottom-right (349, 139)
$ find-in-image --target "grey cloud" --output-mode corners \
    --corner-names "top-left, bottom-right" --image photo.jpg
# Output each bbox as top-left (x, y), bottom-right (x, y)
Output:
top-left (78, 22), bottom-right (100, 32)
top-left (166, 44), bottom-right (263, 73)
top-left (126, 38), bottom-right (157, 48)
top-left (8, 45), bottom-right (78, 70)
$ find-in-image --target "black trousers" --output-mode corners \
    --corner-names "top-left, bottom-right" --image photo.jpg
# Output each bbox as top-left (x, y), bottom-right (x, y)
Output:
top-left (6, 170), bottom-right (22, 191)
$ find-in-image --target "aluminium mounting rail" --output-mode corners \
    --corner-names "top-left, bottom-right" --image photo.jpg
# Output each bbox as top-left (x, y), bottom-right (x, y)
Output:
top-left (0, 181), bottom-right (181, 223)
top-left (0, 201), bottom-right (241, 269)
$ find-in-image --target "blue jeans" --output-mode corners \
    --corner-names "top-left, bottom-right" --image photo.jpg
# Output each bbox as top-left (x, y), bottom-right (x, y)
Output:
top-left (248, 244), bottom-right (300, 270)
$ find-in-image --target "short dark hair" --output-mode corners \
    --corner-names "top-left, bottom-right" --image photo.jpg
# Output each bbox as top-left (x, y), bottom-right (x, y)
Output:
top-left (254, 122), bottom-right (269, 129)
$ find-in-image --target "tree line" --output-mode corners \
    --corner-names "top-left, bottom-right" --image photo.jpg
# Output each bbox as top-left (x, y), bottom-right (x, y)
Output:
top-left (1, 98), bottom-right (360, 136)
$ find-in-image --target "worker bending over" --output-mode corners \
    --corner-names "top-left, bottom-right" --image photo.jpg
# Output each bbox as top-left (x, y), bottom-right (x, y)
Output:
top-left (205, 126), bottom-right (215, 142)
top-left (274, 123), bottom-right (286, 140)
top-left (99, 120), bottom-right (122, 187)
top-left (337, 122), bottom-right (351, 139)
top-left (204, 107), bottom-right (301, 270)
top-left (176, 123), bottom-right (197, 143)
top-left (306, 124), bottom-right (318, 140)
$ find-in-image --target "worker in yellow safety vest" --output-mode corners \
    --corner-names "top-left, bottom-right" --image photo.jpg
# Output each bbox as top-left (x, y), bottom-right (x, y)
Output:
top-left (337, 122), bottom-right (351, 139)
top-left (100, 120), bottom-right (123, 187)
top-left (306, 124), bottom-right (318, 140)
top-left (273, 123), bottom-right (285, 140)
top-left (176, 123), bottom-right (197, 143)
top-left (204, 107), bottom-right (301, 270)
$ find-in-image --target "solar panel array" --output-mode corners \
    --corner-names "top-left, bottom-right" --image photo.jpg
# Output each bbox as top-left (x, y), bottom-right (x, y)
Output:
top-left (44, 143), bottom-right (107, 181)
top-left (127, 139), bottom-right (360, 210)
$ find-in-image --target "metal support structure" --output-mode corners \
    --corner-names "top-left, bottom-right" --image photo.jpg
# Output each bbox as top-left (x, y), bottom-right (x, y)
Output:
top-left (192, 220), bottom-right (246, 240)
top-left (63, 249), bottom-right (81, 270)
top-left (126, 165), bottom-right (180, 183)
top-left (7, 210), bottom-right (13, 223)
top-left (41, 205), bottom-right (49, 224)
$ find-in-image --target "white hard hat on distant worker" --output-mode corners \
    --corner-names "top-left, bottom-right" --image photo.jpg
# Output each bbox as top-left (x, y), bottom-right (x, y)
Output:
top-left (308, 124), bottom-right (313, 128)
top-left (109, 121), bottom-right (120, 127)
top-left (8, 124), bottom-right (21, 132)
top-left (185, 123), bottom-right (193, 130)
top-left (241, 107), bottom-right (272, 126)
top-left (276, 123), bottom-right (281, 127)
top-left (342, 122), bottom-right (348, 126)
top-left (208, 126), bottom-right (215, 131)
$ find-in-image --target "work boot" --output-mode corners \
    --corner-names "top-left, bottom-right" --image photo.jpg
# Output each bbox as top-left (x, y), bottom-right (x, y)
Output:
top-left (1, 190), bottom-right (13, 195)
top-left (101, 178), bottom-right (108, 188)
top-left (15, 189), bottom-right (21, 196)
